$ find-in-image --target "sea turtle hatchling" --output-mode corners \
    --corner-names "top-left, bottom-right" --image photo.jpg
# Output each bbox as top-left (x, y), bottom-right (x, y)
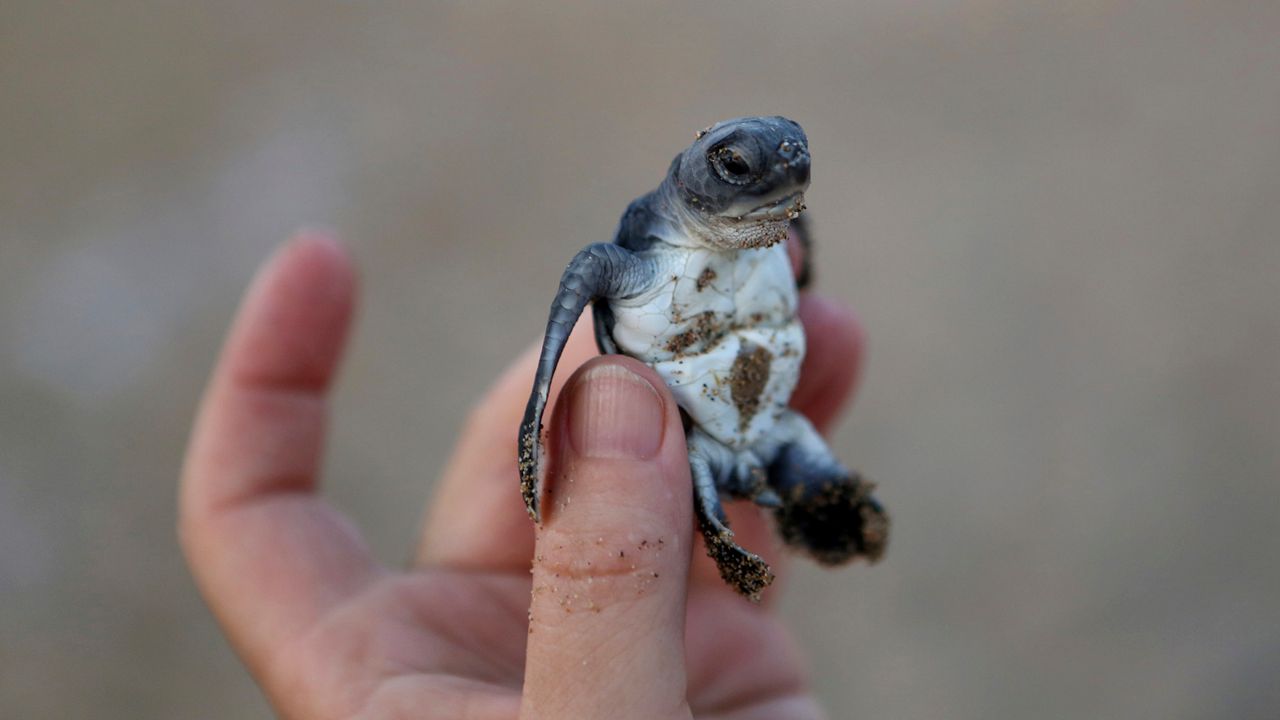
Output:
top-left (518, 116), bottom-right (889, 600)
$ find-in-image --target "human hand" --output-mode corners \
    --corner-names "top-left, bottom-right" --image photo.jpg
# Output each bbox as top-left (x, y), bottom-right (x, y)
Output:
top-left (180, 231), bottom-right (866, 719)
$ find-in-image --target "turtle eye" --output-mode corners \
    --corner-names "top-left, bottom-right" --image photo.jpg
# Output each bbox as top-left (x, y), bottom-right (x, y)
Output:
top-left (710, 146), bottom-right (753, 184)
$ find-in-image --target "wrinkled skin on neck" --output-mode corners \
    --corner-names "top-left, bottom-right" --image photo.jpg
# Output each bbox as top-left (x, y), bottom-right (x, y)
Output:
top-left (659, 181), bottom-right (796, 250)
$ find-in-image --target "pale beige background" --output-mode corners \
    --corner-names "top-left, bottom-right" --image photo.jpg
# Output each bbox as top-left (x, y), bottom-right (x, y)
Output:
top-left (2, 2), bottom-right (1279, 718)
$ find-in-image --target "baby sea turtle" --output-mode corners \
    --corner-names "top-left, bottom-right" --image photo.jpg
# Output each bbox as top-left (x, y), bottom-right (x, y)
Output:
top-left (519, 116), bottom-right (888, 600)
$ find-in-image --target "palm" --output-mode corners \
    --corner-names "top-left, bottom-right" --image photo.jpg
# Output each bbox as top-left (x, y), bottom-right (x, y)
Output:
top-left (277, 572), bottom-right (807, 719)
top-left (180, 235), bottom-right (863, 719)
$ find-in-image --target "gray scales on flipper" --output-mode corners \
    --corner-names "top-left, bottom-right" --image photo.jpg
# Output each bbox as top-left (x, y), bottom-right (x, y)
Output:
top-left (518, 116), bottom-right (888, 600)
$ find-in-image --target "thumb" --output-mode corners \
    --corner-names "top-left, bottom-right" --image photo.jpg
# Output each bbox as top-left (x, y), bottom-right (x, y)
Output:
top-left (521, 356), bottom-right (694, 720)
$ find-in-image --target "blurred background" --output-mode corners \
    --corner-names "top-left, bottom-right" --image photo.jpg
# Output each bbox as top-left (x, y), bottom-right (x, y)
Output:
top-left (2, 1), bottom-right (1278, 717)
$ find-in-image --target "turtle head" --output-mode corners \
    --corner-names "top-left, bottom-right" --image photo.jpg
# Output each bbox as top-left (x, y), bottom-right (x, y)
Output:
top-left (668, 116), bottom-right (810, 249)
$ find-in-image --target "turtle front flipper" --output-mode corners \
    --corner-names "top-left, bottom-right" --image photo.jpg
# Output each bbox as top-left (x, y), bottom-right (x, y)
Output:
top-left (519, 243), bottom-right (655, 522)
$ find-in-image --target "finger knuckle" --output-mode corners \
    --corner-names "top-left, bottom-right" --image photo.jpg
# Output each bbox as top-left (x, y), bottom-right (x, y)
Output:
top-left (532, 524), bottom-right (679, 614)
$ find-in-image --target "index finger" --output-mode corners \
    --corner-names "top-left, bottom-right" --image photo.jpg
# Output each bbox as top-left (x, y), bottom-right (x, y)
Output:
top-left (179, 234), bottom-right (381, 673)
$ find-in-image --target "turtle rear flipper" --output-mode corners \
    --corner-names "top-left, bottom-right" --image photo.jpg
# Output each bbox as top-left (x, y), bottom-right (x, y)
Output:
top-left (774, 473), bottom-right (888, 565)
top-left (689, 429), bottom-right (776, 601)
top-left (767, 413), bottom-right (889, 564)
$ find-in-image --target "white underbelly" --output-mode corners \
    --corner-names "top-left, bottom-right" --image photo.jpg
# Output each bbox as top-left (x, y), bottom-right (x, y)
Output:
top-left (651, 322), bottom-right (804, 449)
top-left (608, 242), bottom-right (803, 449)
